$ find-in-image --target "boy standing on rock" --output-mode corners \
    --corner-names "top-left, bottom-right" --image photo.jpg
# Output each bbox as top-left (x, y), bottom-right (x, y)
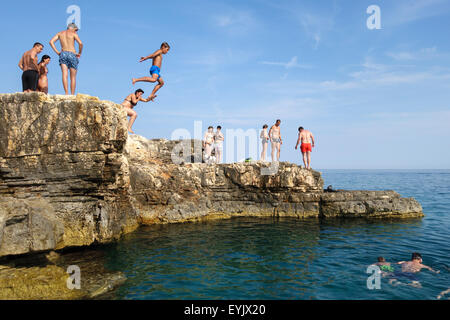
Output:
top-left (132, 42), bottom-right (170, 102)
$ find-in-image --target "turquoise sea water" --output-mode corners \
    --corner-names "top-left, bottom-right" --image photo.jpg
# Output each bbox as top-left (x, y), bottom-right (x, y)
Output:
top-left (101, 170), bottom-right (450, 300)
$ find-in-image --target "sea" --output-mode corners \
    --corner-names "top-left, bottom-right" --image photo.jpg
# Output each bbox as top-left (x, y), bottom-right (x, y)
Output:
top-left (96, 170), bottom-right (450, 300)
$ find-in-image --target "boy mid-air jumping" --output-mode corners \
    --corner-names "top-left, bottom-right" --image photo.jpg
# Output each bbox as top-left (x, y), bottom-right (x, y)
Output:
top-left (132, 42), bottom-right (170, 102)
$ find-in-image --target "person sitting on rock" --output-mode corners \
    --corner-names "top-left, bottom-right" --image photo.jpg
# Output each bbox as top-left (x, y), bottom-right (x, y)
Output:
top-left (121, 89), bottom-right (154, 134)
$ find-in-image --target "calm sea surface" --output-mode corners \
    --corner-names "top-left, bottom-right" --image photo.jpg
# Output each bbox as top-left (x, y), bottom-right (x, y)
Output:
top-left (100, 170), bottom-right (450, 300)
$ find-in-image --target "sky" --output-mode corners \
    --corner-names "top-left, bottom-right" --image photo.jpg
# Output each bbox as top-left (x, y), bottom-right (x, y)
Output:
top-left (1, 0), bottom-right (450, 169)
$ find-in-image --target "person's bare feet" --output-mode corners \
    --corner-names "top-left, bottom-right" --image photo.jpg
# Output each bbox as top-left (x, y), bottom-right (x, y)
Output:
top-left (128, 128), bottom-right (135, 134)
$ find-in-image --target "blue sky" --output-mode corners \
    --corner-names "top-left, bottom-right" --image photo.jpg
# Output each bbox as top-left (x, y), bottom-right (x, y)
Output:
top-left (1, 0), bottom-right (450, 169)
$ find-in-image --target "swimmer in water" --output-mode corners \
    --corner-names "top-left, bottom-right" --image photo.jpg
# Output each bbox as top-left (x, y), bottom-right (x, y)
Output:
top-left (373, 257), bottom-right (395, 274)
top-left (389, 252), bottom-right (439, 288)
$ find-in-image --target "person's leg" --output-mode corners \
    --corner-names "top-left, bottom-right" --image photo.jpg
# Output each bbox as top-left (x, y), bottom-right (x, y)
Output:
top-left (61, 64), bottom-right (69, 95)
top-left (261, 142), bottom-right (267, 161)
top-left (277, 143), bottom-right (281, 161)
top-left (149, 77), bottom-right (165, 100)
top-left (271, 142), bottom-right (275, 162)
top-left (307, 151), bottom-right (311, 169)
top-left (125, 108), bottom-right (137, 133)
top-left (132, 73), bottom-right (158, 85)
top-left (70, 68), bottom-right (77, 95)
top-left (302, 152), bottom-right (307, 168)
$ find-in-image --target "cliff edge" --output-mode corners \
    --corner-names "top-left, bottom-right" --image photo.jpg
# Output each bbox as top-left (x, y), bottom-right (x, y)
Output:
top-left (0, 92), bottom-right (424, 258)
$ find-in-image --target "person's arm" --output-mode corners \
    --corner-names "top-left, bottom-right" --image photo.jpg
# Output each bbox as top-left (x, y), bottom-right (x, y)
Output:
top-left (74, 33), bottom-right (83, 58)
top-left (311, 133), bottom-right (315, 148)
top-left (295, 133), bottom-right (301, 149)
top-left (140, 49), bottom-right (162, 62)
top-left (49, 33), bottom-right (61, 55)
top-left (268, 126), bottom-right (273, 140)
top-left (422, 264), bottom-right (440, 273)
top-left (140, 96), bottom-right (153, 103)
top-left (279, 128), bottom-right (282, 144)
top-left (18, 55), bottom-right (24, 71)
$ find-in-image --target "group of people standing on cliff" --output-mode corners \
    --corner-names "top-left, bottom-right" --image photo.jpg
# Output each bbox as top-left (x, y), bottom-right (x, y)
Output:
top-left (18, 23), bottom-right (170, 134)
top-left (200, 119), bottom-right (316, 169)
top-left (260, 119), bottom-right (315, 169)
top-left (19, 23), bottom-right (83, 95)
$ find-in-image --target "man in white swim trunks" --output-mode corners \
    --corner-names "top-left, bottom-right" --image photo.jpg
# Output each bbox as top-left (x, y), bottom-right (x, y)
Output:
top-left (203, 126), bottom-right (214, 162)
top-left (214, 126), bottom-right (224, 164)
top-left (269, 119), bottom-right (282, 162)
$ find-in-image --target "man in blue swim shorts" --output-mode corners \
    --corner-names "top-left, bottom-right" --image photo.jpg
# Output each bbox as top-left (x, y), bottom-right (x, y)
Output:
top-left (132, 42), bottom-right (170, 102)
top-left (49, 23), bottom-right (83, 95)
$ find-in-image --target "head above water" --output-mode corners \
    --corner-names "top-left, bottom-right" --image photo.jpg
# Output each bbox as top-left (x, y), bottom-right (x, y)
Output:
top-left (412, 252), bottom-right (422, 261)
top-left (67, 23), bottom-right (79, 31)
top-left (377, 257), bottom-right (386, 262)
top-left (161, 42), bottom-right (170, 54)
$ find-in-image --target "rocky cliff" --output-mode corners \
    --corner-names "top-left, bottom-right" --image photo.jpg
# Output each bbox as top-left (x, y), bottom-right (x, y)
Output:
top-left (0, 93), bottom-right (424, 259)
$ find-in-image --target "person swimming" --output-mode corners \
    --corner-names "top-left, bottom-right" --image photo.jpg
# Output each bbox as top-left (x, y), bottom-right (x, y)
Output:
top-left (374, 257), bottom-right (395, 273)
top-left (389, 252), bottom-right (440, 288)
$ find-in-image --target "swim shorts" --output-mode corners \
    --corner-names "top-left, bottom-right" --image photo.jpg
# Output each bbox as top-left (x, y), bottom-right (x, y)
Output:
top-left (272, 138), bottom-right (281, 143)
top-left (150, 65), bottom-right (161, 80)
top-left (301, 143), bottom-right (312, 153)
top-left (59, 51), bottom-right (79, 70)
top-left (22, 70), bottom-right (39, 91)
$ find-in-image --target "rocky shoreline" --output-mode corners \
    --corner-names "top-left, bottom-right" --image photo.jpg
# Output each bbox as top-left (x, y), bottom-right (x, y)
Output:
top-left (0, 92), bottom-right (423, 299)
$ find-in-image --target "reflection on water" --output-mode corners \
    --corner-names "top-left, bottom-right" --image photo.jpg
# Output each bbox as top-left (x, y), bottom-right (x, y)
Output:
top-left (98, 170), bottom-right (450, 300)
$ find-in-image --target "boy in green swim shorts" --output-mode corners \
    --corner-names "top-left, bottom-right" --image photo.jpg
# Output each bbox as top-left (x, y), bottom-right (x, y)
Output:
top-left (132, 42), bottom-right (170, 102)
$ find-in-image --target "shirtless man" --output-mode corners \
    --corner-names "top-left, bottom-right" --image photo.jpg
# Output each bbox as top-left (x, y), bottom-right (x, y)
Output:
top-left (389, 252), bottom-right (439, 288)
top-left (49, 23), bottom-right (83, 95)
top-left (295, 126), bottom-right (315, 169)
top-left (18, 42), bottom-right (43, 92)
top-left (269, 120), bottom-right (282, 162)
top-left (132, 42), bottom-right (170, 102)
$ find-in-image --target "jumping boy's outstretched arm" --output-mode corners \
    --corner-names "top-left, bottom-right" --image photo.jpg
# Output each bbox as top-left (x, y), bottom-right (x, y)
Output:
top-left (140, 49), bottom-right (162, 62)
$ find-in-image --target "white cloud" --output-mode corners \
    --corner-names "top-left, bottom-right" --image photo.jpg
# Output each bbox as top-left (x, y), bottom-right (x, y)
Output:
top-left (386, 47), bottom-right (439, 60)
top-left (260, 56), bottom-right (311, 69)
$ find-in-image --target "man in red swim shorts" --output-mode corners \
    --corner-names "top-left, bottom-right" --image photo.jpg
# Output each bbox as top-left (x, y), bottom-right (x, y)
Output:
top-left (295, 126), bottom-right (315, 169)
